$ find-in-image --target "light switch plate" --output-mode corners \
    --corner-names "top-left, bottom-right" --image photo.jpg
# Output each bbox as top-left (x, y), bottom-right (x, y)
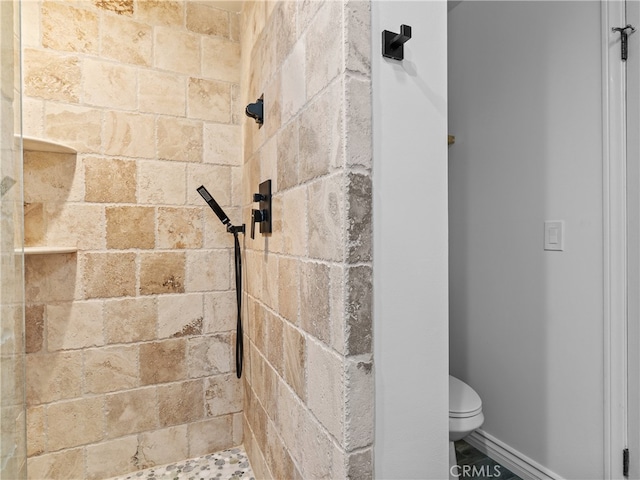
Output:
top-left (544, 221), bottom-right (564, 251)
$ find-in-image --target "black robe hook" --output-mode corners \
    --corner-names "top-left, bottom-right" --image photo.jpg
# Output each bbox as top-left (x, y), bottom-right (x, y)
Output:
top-left (382, 24), bottom-right (412, 61)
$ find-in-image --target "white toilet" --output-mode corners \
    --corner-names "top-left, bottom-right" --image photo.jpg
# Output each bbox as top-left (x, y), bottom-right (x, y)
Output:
top-left (449, 375), bottom-right (484, 478)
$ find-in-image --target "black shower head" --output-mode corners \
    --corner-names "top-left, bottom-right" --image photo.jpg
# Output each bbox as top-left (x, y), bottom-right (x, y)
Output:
top-left (245, 97), bottom-right (263, 126)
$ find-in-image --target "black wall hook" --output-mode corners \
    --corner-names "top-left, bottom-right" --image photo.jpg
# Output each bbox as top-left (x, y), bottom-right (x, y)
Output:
top-left (382, 24), bottom-right (412, 61)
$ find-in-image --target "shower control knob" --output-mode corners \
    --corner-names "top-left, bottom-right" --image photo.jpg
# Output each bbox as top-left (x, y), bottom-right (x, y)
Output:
top-left (253, 193), bottom-right (266, 202)
top-left (250, 209), bottom-right (265, 239)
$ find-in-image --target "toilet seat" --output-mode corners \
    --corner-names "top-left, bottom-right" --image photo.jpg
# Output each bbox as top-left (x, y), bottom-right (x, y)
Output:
top-left (449, 375), bottom-right (482, 418)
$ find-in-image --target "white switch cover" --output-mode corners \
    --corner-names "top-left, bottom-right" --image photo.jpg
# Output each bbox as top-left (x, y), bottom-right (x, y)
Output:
top-left (544, 221), bottom-right (564, 251)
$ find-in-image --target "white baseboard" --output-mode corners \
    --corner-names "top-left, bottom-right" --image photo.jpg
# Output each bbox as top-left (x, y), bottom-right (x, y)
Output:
top-left (465, 430), bottom-right (564, 480)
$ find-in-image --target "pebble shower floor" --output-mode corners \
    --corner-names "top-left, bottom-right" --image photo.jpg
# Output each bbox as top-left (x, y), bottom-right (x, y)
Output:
top-left (107, 446), bottom-right (254, 480)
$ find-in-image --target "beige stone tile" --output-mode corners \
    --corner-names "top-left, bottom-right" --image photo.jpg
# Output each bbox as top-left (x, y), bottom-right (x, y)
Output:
top-left (157, 293), bottom-right (203, 339)
top-left (157, 207), bottom-right (203, 249)
top-left (261, 254), bottom-right (278, 311)
top-left (21, 1), bottom-right (40, 49)
top-left (84, 157), bottom-right (136, 203)
top-left (281, 41), bottom-right (305, 123)
top-left (203, 291), bottom-right (236, 333)
top-left (138, 70), bottom-right (186, 116)
top-left (344, 0), bottom-right (371, 76)
top-left (138, 160), bottom-right (186, 205)
top-left (25, 304), bottom-right (44, 354)
top-left (187, 334), bottom-right (232, 377)
top-left (47, 301), bottom-right (104, 351)
top-left (204, 373), bottom-right (242, 417)
top-left (305, 1), bottom-right (342, 99)
top-left (136, 0), bottom-right (183, 26)
top-left (263, 73), bottom-right (282, 140)
top-left (265, 420), bottom-right (296, 480)
top-left (48, 396), bottom-right (104, 449)
top-left (24, 202), bottom-right (45, 247)
top-left (203, 206), bottom-right (237, 249)
top-left (45, 103), bottom-right (102, 153)
top-left (45, 203), bottom-right (105, 250)
top-left (42, 2), bottom-right (98, 54)
top-left (105, 387), bottom-right (158, 438)
top-left (82, 58), bottom-right (137, 110)
top-left (25, 253), bottom-right (80, 304)
top-left (345, 357), bottom-right (374, 450)
top-left (94, 0), bottom-right (134, 16)
top-left (22, 97), bottom-right (45, 138)
top-left (158, 379), bottom-right (204, 426)
top-left (281, 187), bottom-right (307, 256)
top-left (85, 435), bottom-right (138, 480)
top-left (26, 405), bottom-right (45, 457)
top-left (202, 36), bottom-right (241, 83)
top-left (138, 425), bottom-right (188, 468)
top-left (139, 252), bottom-right (185, 295)
top-left (277, 120), bottom-right (298, 190)
top-left (203, 123), bottom-right (241, 165)
top-left (157, 116), bottom-right (203, 162)
top-left (155, 27), bottom-right (201, 76)
top-left (185, 249), bottom-right (230, 292)
top-left (231, 165), bottom-right (242, 208)
top-left (230, 11), bottom-right (240, 42)
top-left (300, 261), bottom-right (330, 343)
top-left (82, 252), bottom-right (136, 299)
top-left (346, 265), bottom-right (372, 356)
top-left (101, 15), bottom-right (153, 66)
top-left (104, 297), bottom-right (157, 343)
top-left (27, 448), bottom-right (84, 480)
top-left (188, 78), bottom-right (231, 123)
top-left (139, 338), bottom-right (187, 385)
top-left (186, 3), bottom-right (229, 36)
top-left (188, 416), bottom-right (233, 458)
top-left (104, 111), bottom-right (156, 158)
top-left (329, 264), bottom-right (346, 354)
top-left (346, 76), bottom-right (372, 169)
top-left (283, 321), bottom-right (305, 400)
top-left (24, 150), bottom-right (81, 203)
top-left (347, 172), bottom-right (372, 263)
top-left (278, 256), bottom-right (300, 325)
top-left (308, 175), bottom-right (345, 262)
top-left (187, 164), bottom-right (231, 206)
top-left (85, 345), bottom-right (138, 394)
top-left (23, 48), bottom-right (80, 102)
top-left (106, 206), bottom-right (155, 249)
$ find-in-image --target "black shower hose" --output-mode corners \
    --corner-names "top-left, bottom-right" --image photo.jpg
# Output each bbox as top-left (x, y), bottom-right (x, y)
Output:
top-left (233, 231), bottom-right (243, 379)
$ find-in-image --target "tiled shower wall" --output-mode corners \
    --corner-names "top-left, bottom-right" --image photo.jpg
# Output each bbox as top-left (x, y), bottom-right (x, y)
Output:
top-left (240, 1), bottom-right (374, 478)
top-left (21, 2), bottom-right (243, 478)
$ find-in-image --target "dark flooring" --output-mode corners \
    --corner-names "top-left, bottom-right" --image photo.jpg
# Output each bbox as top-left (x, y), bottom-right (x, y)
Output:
top-left (454, 440), bottom-right (524, 480)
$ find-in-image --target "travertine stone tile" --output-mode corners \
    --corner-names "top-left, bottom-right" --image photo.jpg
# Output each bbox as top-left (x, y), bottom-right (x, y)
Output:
top-left (82, 252), bottom-right (136, 299)
top-left (204, 291), bottom-right (236, 333)
top-left (23, 49), bottom-right (80, 102)
top-left (265, 420), bottom-right (296, 480)
top-left (278, 256), bottom-right (300, 325)
top-left (188, 416), bottom-right (233, 458)
top-left (300, 261), bottom-right (330, 343)
top-left (186, 164), bottom-right (231, 207)
top-left (157, 116), bottom-right (203, 162)
top-left (106, 206), bottom-right (155, 249)
top-left (272, 1), bottom-right (297, 66)
top-left (104, 297), bottom-right (157, 343)
top-left (138, 70), bottom-right (186, 116)
top-left (138, 425), bottom-right (188, 469)
top-left (139, 252), bottom-right (186, 295)
top-left (104, 111), bottom-right (156, 158)
top-left (105, 387), bottom-right (158, 438)
top-left (21, 0), bottom-right (41, 49)
top-left (308, 175), bottom-right (345, 262)
top-left (329, 264), bottom-right (346, 354)
top-left (187, 78), bottom-right (231, 123)
top-left (305, 1), bottom-right (342, 99)
top-left (26, 405), bottom-right (45, 456)
top-left (85, 157), bottom-right (136, 203)
top-left (45, 203), bottom-right (105, 250)
top-left (203, 208), bottom-right (236, 249)
top-left (139, 338), bottom-right (187, 385)
top-left (47, 301), bottom-right (104, 351)
top-left (138, 160), bottom-right (186, 205)
top-left (94, 0), bottom-right (134, 16)
top-left (82, 58), bottom-right (137, 110)
top-left (158, 293), bottom-right (204, 339)
top-left (25, 305), bottom-right (44, 354)
top-left (203, 123), bottom-right (241, 165)
top-left (346, 76), bottom-right (373, 169)
top-left (186, 3), bottom-right (229, 36)
top-left (42, 2), bottom-right (98, 54)
top-left (344, 0), bottom-right (372, 76)
top-left (204, 373), bottom-right (242, 417)
top-left (84, 345), bottom-right (138, 394)
top-left (261, 254), bottom-right (278, 311)
top-left (346, 265), bottom-right (372, 355)
top-left (276, 120), bottom-right (298, 190)
top-left (347, 172), bottom-right (372, 263)
top-left (136, 0), bottom-right (183, 26)
top-left (25, 253), bottom-right (79, 304)
top-left (297, 0), bottom-right (324, 36)
top-left (24, 151), bottom-right (81, 203)
top-left (22, 97), bottom-right (45, 138)
top-left (155, 27), bottom-right (201, 76)
top-left (45, 103), bottom-right (102, 153)
top-left (232, 412), bottom-right (243, 446)
top-left (281, 187), bottom-right (307, 256)
top-left (265, 312), bottom-right (283, 375)
top-left (345, 358), bottom-right (374, 450)
top-left (157, 207), bottom-right (203, 249)
top-left (202, 36), bottom-right (241, 83)
top-left (27, 448), bottom-right (84, 480)
top-left (85, 435), bottom-right (138, 480)
top-left (283, 321), bottom-right (305, 400)
top-left (158, 379), bottom-right (204, 426)
top-left (185, 250), bottom-right (230, 292)
top-left (24, 202), bottom-right (45, 246)
top-left (281, 41), bottom-right (305, 123)
top-left (47, 396), bottom-right (104, 449)
top-left (101, 15), bottom-right (152, 66)
top-left (187, 334), bottom-right (232, 377)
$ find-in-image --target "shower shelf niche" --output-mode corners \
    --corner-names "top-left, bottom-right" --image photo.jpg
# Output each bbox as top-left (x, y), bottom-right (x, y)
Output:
top-left (17, 136), bottom-right (78, 256)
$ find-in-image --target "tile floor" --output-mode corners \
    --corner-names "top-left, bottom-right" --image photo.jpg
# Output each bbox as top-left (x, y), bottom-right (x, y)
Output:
top-left (455, 440), bottom-right (523, 480)
top-left (107, 446), bottom-right (254, 480)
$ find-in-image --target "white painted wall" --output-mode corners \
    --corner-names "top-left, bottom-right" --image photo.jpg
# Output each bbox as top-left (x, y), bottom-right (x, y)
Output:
top-left (448, 2), bottom-right (604, 478)
top-left (372, 2), bottom-right (449, 478)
